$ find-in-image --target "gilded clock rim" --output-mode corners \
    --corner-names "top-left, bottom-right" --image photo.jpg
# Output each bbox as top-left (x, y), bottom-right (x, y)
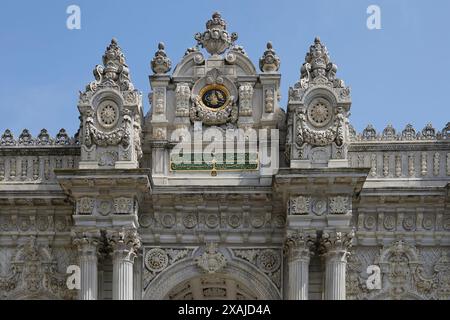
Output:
top-left (198, 84), bottom-right (231, 111)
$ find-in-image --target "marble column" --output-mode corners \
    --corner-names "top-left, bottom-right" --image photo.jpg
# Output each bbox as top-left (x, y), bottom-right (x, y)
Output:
top-left (285, 230), bottom-right (316, 300)
top-left (72, 230), bottom-right (101, 300)
top-left (320, 230), bottom-right (354, 300)
top-left (107, 229), bottom-right (141, 300)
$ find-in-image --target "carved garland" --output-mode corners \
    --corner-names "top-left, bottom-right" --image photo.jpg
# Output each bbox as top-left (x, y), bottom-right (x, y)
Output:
top-left (296, 108), bottom-right (344, 147)
top-left (84, 113), bottom-right (131, 148)
top-left (190, 96), bottom-right (238, 126)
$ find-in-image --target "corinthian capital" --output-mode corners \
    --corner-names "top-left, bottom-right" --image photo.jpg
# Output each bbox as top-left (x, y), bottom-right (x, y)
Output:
top-left (72, 229), bottom-right (101, 256)
top-left (284, 229), bottom-right (317, 261)
top-left (106, 229), bottom-right (141, 261)
top-left (318, 230), bottom-right (354, 259)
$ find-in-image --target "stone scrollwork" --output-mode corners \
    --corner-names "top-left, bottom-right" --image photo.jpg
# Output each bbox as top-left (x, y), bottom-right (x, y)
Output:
top-left (376, 241), bottom-right (449, 300)
top-left (347, 242), bottom-right (450, 300)
top-left (289, 196), bottom-right (311, 215)
top-left (239, 83), bottom-right (253, 116)
top-left (175, 83), bottom-right (191, 117)
top-left (195, 243), bottom-right (227, 274)
top-left (329, 196), bottom-right (350, 214)
top-left (113, 197), bottom-right (135, 215)
top-left (77, 197), bottom-right (95, 215)
top-left (233, 248), bottom-right (282, 290)
top-left (0, 236), bottom-right (76, 300)
top-left (265, 88), bottom-right (275, 113)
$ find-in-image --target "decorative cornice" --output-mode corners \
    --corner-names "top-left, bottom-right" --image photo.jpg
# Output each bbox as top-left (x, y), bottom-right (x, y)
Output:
top-left (0, 129), bottom-right (77, 148)
top-left (350, 123), bottom-right (450, 142)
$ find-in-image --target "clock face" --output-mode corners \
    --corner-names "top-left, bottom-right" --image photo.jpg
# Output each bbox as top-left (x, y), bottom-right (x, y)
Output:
top-left (199, 84), bottom-right (230, 110)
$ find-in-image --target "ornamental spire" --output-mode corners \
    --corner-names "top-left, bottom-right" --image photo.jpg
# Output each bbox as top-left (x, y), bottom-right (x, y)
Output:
top-left (84, 38), bottom-right (135, 94)
top-left (297, 37), bottom-right (345, 89)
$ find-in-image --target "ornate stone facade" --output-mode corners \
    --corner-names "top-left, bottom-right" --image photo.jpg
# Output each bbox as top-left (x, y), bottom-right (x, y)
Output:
top-left (0, 13), bottom-right (449, 300)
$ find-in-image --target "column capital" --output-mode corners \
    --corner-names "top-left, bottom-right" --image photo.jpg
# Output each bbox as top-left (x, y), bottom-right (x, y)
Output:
top-left (319, 229), bottom-right (354, 261)
top-left (284, 229), bottom-right (317, 262)
top-left (72, 229), bottom-right (102, 255)
top-left (106, 229), bottom-right (141, 262)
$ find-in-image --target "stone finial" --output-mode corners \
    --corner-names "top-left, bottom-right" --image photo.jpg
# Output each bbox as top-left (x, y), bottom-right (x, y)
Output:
top-left (259, 42), bottom-right (281, 73)
top-left (1, 129), bottom-right (15, 146)
top-left (195, 12), bottom-right (238, 56)
top-left (36, 129), bottom-right (52, 145)
top-left (56, 128), bottom-right (70, 145)
top-left (297, 37), bottom-right (345, 89)
top-left (18, 129), bottom-right (34, 146)
top-left (84, 38), bottom-right (135, 93)
top-left (151, 42), bottom-right (172, 75)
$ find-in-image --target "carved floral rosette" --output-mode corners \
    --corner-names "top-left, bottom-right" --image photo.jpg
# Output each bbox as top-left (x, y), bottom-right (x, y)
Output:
top-left (143, 247), bottom-right (193, 290)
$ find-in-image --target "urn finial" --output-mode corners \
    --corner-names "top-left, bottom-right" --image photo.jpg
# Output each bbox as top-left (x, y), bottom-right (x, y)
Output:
top-left (151, 42), bottom-right (172, 75)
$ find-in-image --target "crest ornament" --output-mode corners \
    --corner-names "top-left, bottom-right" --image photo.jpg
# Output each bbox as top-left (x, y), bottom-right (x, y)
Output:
top-left (195, 243), bottom-right (227, 274)
top-left (194, 12), bottom-right (238, 56)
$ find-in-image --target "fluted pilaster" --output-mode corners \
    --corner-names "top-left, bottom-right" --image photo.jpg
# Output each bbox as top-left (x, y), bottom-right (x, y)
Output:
top-left (285, 230), bottom-right (316, 300)
top-left (107, 229), bottom-right (141, 300)
top-left (319, 230), bottom-right (354, 300)
top-left (72, 230), bottom-right (101, 300)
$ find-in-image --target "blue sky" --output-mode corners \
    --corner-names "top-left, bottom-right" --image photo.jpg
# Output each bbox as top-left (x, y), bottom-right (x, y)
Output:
top-left (0, 0), bottom-right (449, 137)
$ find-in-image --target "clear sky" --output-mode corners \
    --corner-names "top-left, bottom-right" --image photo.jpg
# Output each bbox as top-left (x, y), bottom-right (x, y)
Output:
top-left (0, 0), bottom-right (449, 138)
